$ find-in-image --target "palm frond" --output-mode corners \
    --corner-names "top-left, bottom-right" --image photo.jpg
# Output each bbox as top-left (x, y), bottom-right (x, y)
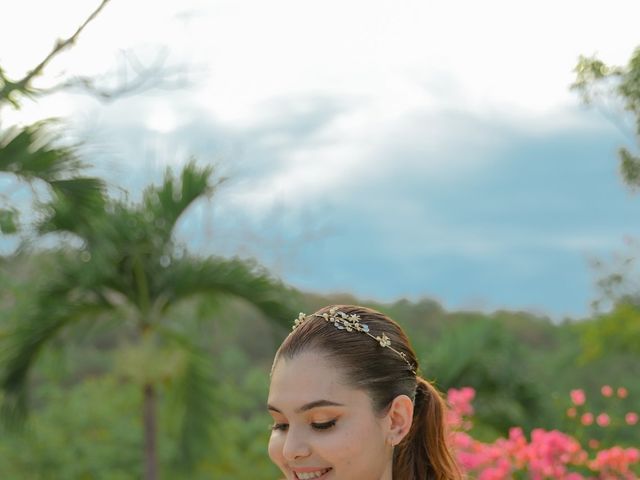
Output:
top-left (0, 299), bottom-right (109, 428)
top-left (0, 122), bottom-right (83, 183)
top-left (157, 255), bottom-right (297, 328)
top-left (0, 252), bottom-right (115, 427)
top-left (49, 178), bottom-right (106, 204)
top-left (0, 208), bottom-right (18, 234)
top-left (160, 328), bottom-right (220, 470)
top-left (142, 161), bottom-right (218, 236)
top-left (37, 178), bottom-right (106, 236)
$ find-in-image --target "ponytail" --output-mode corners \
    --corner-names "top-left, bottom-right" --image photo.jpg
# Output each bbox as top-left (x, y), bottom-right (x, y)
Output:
top-left (393, 377), bottom-right (462, 480)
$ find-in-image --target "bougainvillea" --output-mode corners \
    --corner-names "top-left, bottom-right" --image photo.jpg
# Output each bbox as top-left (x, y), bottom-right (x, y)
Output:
top-left (447, 387), bottom-right (639, 479)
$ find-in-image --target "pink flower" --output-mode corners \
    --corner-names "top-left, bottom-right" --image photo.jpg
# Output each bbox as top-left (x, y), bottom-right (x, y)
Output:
top-left (617, 387), bottom-right (628, 398)
top-left (571, 389), bottom-right (586, 406)
top-left (601, 385), bottom-right (613, 397)
top-left (596, 413), bottom-right (610, 427)
top-left (589, 446), bottom-right (640, 475)
top-left (581, 412), bottom-right (594, 426)
top-left (449, 385), bottom-right (640, 479)
top-left (446, 387), bottom-right (476, 430)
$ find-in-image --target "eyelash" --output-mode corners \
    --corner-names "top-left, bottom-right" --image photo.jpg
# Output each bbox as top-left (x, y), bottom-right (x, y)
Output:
top-left (270, 420), bottom-right (336, 432)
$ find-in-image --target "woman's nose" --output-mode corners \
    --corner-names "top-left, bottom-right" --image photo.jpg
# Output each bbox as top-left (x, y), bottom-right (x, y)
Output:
top-left (282, 427), bottom-right (311, 461)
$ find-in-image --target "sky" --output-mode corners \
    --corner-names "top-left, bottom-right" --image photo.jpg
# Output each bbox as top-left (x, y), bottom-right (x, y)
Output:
top-left (2, 0), bottom-right (640, 318)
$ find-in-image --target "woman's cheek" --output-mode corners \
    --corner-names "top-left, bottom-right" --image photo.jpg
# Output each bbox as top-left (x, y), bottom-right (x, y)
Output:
top-left (268, 432), bottom-right (285, 466)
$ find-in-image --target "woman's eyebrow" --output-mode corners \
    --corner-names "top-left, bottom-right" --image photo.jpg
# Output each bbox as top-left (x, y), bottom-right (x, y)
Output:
top-left (267, 399), bottom-right (345, 414)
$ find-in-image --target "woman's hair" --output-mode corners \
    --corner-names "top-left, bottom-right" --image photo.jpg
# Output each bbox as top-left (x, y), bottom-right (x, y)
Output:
top-left (273, 304), bottom-right (462, 480)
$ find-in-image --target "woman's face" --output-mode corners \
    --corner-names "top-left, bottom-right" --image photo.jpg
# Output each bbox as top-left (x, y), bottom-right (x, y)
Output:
top-left (267, 350), bottom-right (394, 480)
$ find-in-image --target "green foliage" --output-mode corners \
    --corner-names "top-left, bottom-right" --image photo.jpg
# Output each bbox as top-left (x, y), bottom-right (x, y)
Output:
top-left (584, 239), bottom-right (640, 364)
top-left (0, 65), bottom-right (37, 109)
top-left (0, 21), bottom-right (106, 243)
top-left (572, 45), bottom-right (640, 413)
top-left (0, 374), bottom-right (143, 479)
top-left (427, 317), bottom-right (546, 438)
top-left (1, 161), bottom-right (296, 474)
top-left (162, 332), bottom-right (220, 470)
top-left (572, 47), bottom-right (640, 189)
top-left (620, 147), bottom-right (640, 186)
top-left (0, 208), bottom-right (18, 234)
top-left (581, 302), bottom-right (640, 360)
top-left (0, 347), bottom-right (281, 480)
top-left (0, 2), bottom-right (296, 477)
top-left (185, 348), bottom-right (280, 480)
top-left (0, 121), bottom-right (106, 240)
top-left (1, 266), bottom-right (640, 477)
top-left (0, 123), bottom-right (82, 181)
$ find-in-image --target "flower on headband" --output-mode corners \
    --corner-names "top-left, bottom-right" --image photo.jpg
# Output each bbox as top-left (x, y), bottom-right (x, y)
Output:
top-left (376, 333), bottom-right (391, 348)
top-left (292, 312), bottom-right (306, 330)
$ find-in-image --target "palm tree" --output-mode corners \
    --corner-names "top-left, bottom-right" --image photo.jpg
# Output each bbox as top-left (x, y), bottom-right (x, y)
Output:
top-left (0, 0), bottom-right (108, 241)
top-left (0, 162), bottom-right (296, 480)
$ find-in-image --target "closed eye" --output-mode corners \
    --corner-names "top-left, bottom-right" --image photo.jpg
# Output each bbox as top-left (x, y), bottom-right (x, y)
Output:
top-left (312, 420), bottom-right (336, 430)
top-left (269, 420), bottom-right (337, 432)
top-left (270, 423), bottom-right (288, 431)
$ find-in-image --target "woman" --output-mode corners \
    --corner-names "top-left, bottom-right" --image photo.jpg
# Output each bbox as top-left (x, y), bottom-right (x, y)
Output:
top-left (267, 305), bottom-right (462, 480)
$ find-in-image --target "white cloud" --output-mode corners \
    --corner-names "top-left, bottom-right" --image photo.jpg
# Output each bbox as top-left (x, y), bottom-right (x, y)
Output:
top-left (5, 0), bottom-right (638, 143)
top-left (4, 0), bottom-right (640, 318)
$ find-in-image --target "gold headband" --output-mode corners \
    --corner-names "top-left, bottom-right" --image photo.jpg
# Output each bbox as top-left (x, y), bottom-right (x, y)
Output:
top-left (292, 307), bottom-right (416, 375)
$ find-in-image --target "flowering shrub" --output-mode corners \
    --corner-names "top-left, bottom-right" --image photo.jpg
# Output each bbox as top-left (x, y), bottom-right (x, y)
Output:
top-left (566, 387), bottom-right (639, 450)
top-left (448, 387), bottom-right (639, 479)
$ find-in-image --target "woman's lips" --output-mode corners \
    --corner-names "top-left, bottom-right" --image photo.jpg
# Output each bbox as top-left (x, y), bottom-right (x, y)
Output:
top-left (292, 467), bottom-right (333, 479)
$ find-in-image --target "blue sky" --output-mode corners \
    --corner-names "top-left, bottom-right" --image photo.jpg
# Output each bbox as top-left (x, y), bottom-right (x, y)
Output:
top-left (3, 0), bottom-right (640, 318)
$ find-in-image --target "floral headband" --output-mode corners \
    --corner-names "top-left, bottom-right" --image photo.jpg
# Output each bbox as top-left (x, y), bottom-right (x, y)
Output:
top-left (292, 307), bottom-right (416, 375)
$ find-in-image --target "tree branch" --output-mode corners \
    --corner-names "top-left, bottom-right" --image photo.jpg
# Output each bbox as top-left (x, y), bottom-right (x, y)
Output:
top-left (20, 0), bottom-right (111, 88)
top-left (39, 49), bottom-right (192, 102)
top-left (0, 0), bottom-right (111, 103)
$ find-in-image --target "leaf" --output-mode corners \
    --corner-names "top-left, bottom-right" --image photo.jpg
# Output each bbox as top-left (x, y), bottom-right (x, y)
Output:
top-left (581, 302), bottom-right (640, 360)
top-left (0, 122), bottom-right (83, 183)
top-left (0, 297), bottom-right (111, 428)
top-left (160, 328), bottom-right (220, 470)
top-left (38, 177), bottom-right (106, 236)
top-left (619, 147), bottom-right (640, 188)
top-left (0, 208), bottom-right (18, 234)
top-left (142, 160), bottom-right (218, 237)
top-left (156, 255), bottom-right (298, 328)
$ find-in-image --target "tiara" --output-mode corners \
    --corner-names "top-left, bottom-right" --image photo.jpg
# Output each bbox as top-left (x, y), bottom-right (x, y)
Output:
top-left (292, 307), bottom-right (416, 375)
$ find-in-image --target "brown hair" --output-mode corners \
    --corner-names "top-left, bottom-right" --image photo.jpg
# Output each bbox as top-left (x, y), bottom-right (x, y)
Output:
top-left (273, 305), bottom-right (462, 480)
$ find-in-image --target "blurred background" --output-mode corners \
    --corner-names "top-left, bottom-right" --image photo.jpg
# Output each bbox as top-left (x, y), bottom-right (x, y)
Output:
top-left (1, 1), bottom-right (639, 478)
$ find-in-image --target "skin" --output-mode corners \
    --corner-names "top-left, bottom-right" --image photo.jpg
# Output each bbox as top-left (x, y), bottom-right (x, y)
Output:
top-left (267, 350), bottom-right (414, 480)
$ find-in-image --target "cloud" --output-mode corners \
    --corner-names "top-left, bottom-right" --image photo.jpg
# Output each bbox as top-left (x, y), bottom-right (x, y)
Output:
top-left (56, 77), bottom-right (640, 319)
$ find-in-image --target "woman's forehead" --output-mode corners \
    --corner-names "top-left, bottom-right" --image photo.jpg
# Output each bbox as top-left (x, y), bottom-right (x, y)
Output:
top-left (268, 351), bottom-right (360, 409)
top-left (270, 351), bottom-right (344, 389)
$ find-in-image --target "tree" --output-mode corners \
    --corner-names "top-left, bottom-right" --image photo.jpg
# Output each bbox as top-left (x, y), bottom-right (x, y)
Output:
top-left (572, 47), bottom-right (640, 362)
top-left (1, 5), bottom-right (297, 478)
top-left (572, 47), bottom-right (640, 190)
top-left (1, 162), bottom-right (296, 479)
top-left (580, 243), bottom-right (640, 362)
